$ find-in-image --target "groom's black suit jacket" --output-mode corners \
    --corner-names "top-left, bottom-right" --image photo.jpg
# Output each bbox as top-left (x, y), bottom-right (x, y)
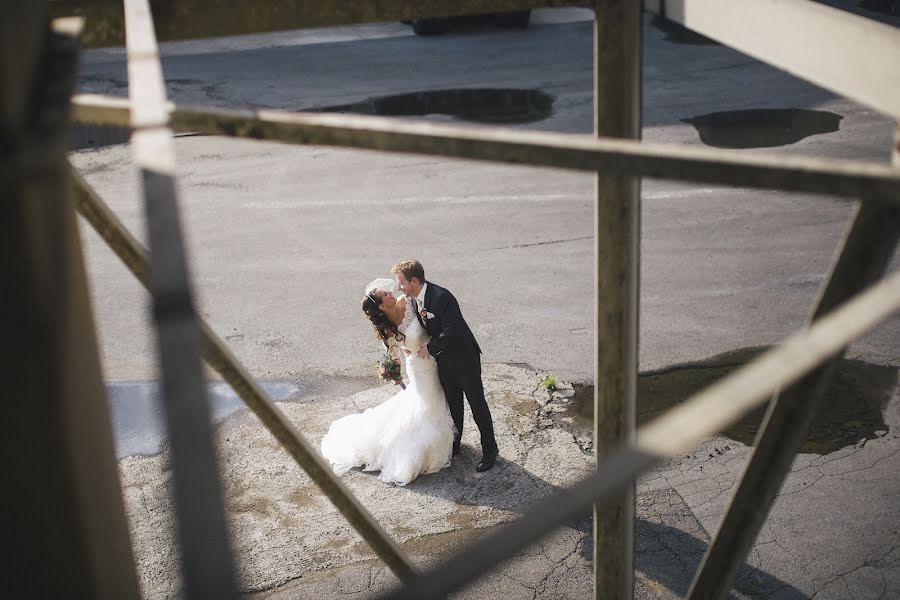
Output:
top-left (420, 280), bottom-right (497, 453)
top-left (421, 281), bottom-right (481, 362)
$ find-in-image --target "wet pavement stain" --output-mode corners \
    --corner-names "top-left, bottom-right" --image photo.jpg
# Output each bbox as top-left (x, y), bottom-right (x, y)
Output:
top-left (650, 15), bottom-right (719, 45)
top-left (569, 347), bottom-right (894, 454)
top-left (312, 88), bottom-right (554, 124)
top-left (107, 380), bottom-right (302, 458)
top-left (683, 108), bottom-right (843, 149)
top-left (287, 486), bottom-right (320, 508)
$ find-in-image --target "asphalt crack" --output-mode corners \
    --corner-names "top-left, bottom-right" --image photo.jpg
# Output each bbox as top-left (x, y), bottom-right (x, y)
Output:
top-left (495, 235), bottom-right (593, 250)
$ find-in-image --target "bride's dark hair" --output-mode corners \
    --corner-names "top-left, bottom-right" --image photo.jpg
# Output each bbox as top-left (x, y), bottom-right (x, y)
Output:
top-left (362, 290), bottom-right (405, 345)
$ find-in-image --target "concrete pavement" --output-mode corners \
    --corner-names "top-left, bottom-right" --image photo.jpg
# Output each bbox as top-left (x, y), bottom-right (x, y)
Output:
top-left (116, 362), bottom-right (899, 599)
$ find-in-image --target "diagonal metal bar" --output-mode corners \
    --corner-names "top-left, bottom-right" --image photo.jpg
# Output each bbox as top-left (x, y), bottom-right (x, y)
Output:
top-left (69, 167), bottom-right (418, 581)
top-left (123, 0), bottom-right (237, 597)
top-left (386, 266), bottom-right (900, 599)
top-left (687, 128), bottom-right (900, 600)
top-left (71, 94), bottom-right (900, 201)
top-left (644, 0), bottom-right (900, 120)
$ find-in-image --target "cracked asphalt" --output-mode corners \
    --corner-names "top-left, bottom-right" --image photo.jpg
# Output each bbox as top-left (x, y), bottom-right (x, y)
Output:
top-left (67, 5), bottom-right (900, 598)
top-left (117, 364), bottom-right (899, 599)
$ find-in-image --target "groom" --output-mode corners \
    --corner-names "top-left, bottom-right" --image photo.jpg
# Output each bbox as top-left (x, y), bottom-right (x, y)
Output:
top-left (392, 259), bottom-right (499, 473)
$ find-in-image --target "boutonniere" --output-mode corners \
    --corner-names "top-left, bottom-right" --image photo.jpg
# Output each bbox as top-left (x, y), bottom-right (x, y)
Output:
top-left (421, 309), bottom-right (435, 319)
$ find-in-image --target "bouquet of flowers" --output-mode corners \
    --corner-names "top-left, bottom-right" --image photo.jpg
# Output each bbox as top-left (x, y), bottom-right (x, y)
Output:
top-left (378, 349), bottom-right (406, 390)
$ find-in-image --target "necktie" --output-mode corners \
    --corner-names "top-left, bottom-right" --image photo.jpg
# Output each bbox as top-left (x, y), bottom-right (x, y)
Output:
top-left (411, 297), bottom-right (427, 330)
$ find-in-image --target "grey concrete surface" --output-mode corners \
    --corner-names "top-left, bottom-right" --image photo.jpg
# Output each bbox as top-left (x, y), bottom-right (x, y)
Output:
top-left (116, 364), bottom-right (899, 599)
top-left (66, 5), bottom-right (899, 599)
top-left (72, 8), bottom-right (900, 384)
top-left (107, 381), bottom-right (301, 458)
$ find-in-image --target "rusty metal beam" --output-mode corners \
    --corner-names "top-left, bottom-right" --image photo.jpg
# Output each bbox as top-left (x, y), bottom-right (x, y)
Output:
top-left (0, 1), bottom-right (47, 136)
top-left (592, 1), bottom-right (640, 598)
top-left (71, 95), bottom-right (900, 200)
top-left (2, 15), bottom-right (140, 599)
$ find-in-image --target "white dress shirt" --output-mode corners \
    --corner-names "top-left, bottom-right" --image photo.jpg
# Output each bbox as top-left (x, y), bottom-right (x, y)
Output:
top-left (416, 282), bottom-right (428, 308)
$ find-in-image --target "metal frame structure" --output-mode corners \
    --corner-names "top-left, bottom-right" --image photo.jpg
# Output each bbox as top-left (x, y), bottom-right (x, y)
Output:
top-left (5, 0), bottom-right (899, 598)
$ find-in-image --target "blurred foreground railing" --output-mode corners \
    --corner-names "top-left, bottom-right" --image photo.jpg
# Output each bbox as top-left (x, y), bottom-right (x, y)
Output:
top-left (5, 0), bottom-right (899, 599)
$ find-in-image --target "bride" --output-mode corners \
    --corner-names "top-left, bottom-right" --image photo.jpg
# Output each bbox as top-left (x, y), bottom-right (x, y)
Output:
top-left (319, 279), bottom-right (455, 485)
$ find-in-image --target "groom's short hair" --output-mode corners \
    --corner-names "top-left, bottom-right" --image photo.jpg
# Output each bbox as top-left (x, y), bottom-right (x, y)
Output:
top-left (392, 259), bottom-right (425, 283)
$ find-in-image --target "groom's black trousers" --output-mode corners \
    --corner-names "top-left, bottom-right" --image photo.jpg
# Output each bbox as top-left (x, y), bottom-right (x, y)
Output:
top-left (437, 351), bottom-right (497, 454)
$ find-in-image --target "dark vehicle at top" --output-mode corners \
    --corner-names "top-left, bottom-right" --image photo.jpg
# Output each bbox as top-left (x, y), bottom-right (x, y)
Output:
top-left (408, 11), bottom-right (531, 35)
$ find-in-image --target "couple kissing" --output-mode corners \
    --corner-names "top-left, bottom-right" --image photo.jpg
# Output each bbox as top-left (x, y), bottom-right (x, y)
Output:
top-left (320, 259), bottom-right (498, 486)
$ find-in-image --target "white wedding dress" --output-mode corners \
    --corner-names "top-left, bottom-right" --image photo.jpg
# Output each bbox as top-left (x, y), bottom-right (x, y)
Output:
top-left (320, 297), bottom-right (455, 486)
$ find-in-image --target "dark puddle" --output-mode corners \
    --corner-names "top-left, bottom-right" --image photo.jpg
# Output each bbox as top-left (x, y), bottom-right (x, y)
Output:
top-left (107, 381), bottom-right (302, 459)
top-left (570, 347), bottom-right (895, 454)
top-left (312, 88), bottom-right (554, 124)
top-left (650, 15), bottom-right (719, 45)
top-left (683, 108), bottom-right (843, 149)
top-left (71, 124), bottom-right (130, 150)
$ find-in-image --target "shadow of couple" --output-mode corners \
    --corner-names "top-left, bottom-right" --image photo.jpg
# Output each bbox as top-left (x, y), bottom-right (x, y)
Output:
top-left (389, 450), bottom-right (805, 599)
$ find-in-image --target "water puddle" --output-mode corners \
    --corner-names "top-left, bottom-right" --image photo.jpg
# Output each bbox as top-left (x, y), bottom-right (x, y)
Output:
top-left (569, 348), bottom-right (894, 454)
top-left (682, 108), bottom-right (843, 149)
top-left (312, 88), bottom-right (554, 124)
top-left (71, 125), bottom-right (130, 150)
top-left (107, 380), bottom-right (302, 458)
top-left (650, 15), bottom-right (718, 45)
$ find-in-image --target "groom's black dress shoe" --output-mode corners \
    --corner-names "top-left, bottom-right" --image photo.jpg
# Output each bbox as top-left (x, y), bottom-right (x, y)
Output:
top-left (452, 444), bottom-right (461, 457)
top-left (476, 449), bottom-right (498, 473)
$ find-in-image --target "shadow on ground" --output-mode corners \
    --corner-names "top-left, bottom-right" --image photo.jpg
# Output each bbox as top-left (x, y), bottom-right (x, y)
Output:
top-left (383, 347), bottom-right (898, 597)
top-left (585, 512), bottom-right (806, 599)
top-left (649, 15), bottom-right (719, 45)
top-left (391, 455), bottom-right (805, 598)
top-left (572, 346), bottom-right (895, 454)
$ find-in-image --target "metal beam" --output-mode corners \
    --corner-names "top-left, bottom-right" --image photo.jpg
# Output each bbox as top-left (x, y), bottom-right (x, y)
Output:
top-left (71, 95), bottom-right (900, 200)
top-left (644, 0), bottom-right (900, 120)
top-left (388, 266), bottom-right (900, 599)
top-left (0, 1), bottom-right (47, 136)
top-left (2, 16), bottom-right (140, 600)
top-left (123, 0), bottom-right (238, 596)
top-left (70, 169), bottom-right (419, 582)
top-left (593, 1), bottom-right (640, 597)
